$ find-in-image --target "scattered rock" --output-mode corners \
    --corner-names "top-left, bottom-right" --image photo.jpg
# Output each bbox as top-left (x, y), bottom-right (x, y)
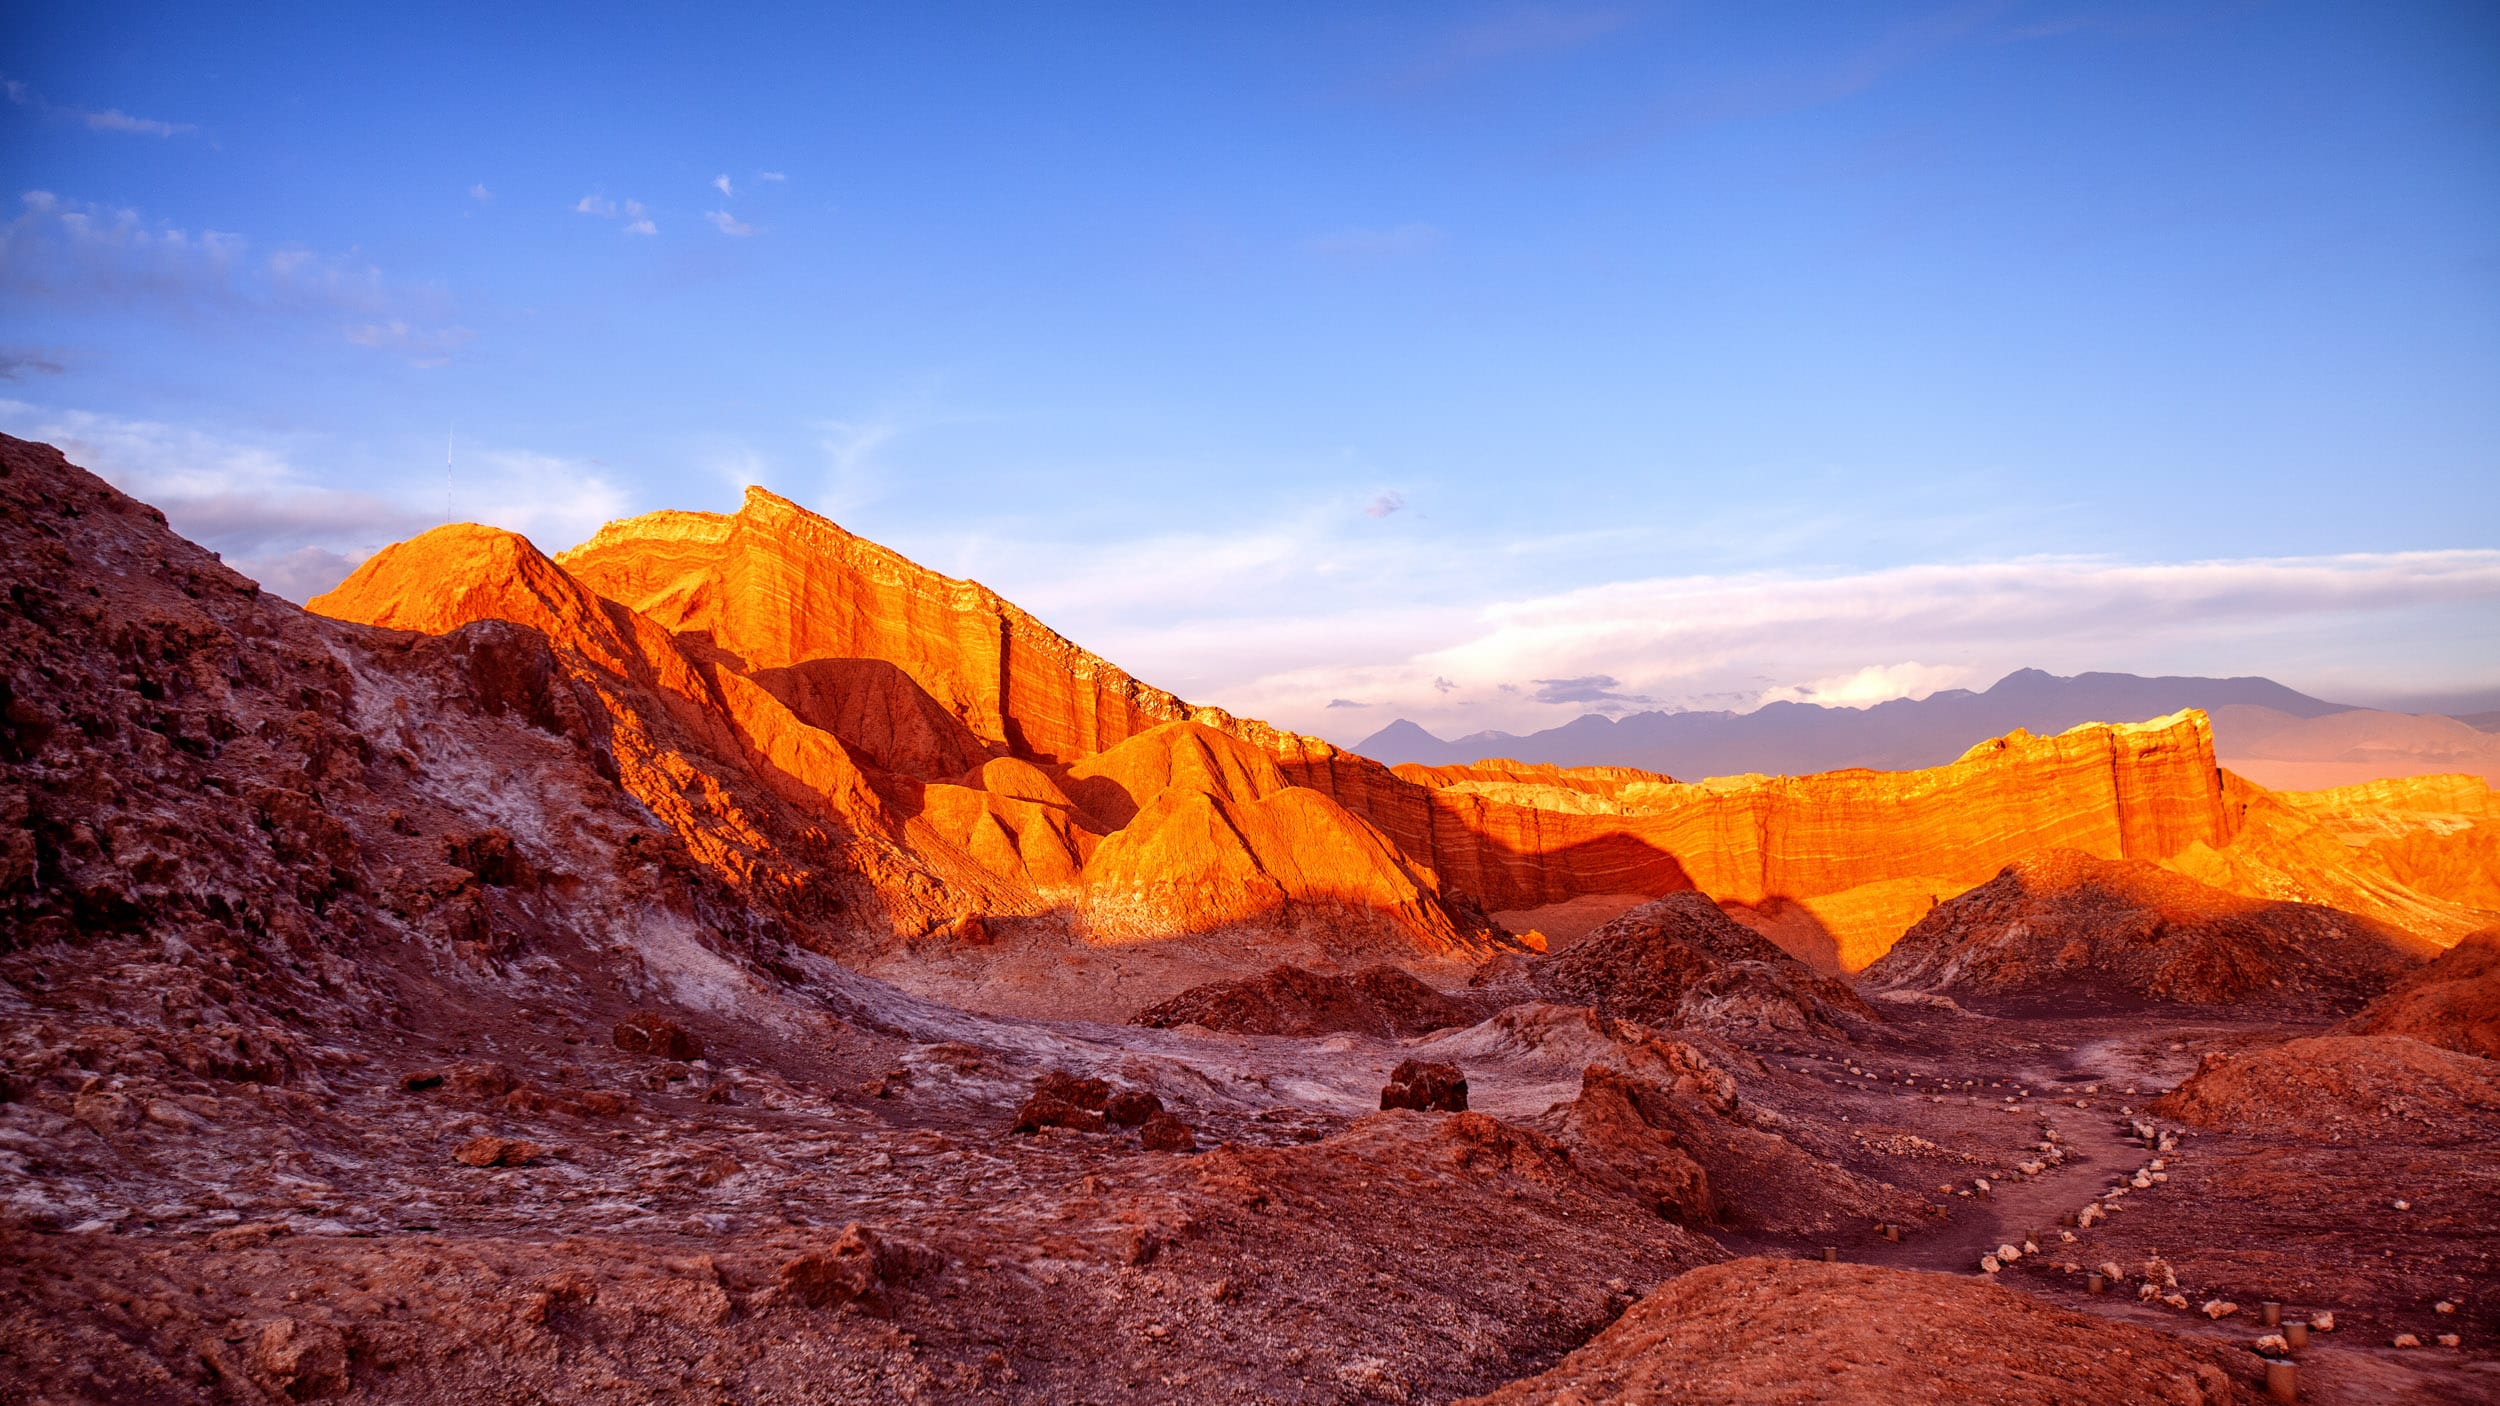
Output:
top-left (778, 1222), bottom-right (923, 1313)
top-left (1032, 1070), bottom-right (1111, 1111)
top-left (1011, 1094), bottom-right (1104, 1135)
top-left (452, 1135), bottom-right (543, 1167)
top-left (611, 1012), bottom-right (702, 1061)
top-left (1380, 1059), bottom-right (1468, 1113)
top-left (1139, 1111), bottom-right (1197, 1153)
top-left (1105, 1088), bottom-right (1163, 1127)
top-left (250, 1317), bottom-right (350, 1399)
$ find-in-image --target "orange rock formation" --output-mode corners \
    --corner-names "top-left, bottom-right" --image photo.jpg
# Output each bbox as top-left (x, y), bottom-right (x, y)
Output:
top-left (315, 486), bottom-right (2476, 979)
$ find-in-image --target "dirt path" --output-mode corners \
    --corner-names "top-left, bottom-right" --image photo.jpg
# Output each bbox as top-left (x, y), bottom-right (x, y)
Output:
top-left (1857, 1036), bottom-right (2148, 1276)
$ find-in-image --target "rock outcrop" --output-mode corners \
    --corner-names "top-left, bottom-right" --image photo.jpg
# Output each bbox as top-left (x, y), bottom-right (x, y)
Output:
top-left (2337, 928), bottom-right (2500, 1059)
top-left (314, 492), bottom-right (1499, 959)
top-left (2153, 1034), bottom-right (2500, 1144)
top-left (1866, 851), bottom-right (2436, 1013)
top-left (311, 464), bottom-right (2465, 985)
top-left (1128, 963), bottom-right (1472, 1037)
top-left (1481, 892), bottom-right (1878, 1036)
top-left (1459, 1259), bottom-right (2241, 1406)
top-left (1312, 712), bottom-right (2254, 971)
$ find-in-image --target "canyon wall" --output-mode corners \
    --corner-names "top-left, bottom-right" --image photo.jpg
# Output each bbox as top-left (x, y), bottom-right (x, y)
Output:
top-left (312, 481), bottom-right (2482, 977)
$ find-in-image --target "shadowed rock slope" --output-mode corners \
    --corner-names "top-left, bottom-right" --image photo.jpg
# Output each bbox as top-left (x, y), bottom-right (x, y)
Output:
top-left (1865, 850), bottom-right (2436, 1014)
top-left (2337, 927), bottom-right (2500, 1059)
top-left (1129, 963), bottom-right (1473, 1037)
top-left (1478, 892), bottom-right (1879, 1037)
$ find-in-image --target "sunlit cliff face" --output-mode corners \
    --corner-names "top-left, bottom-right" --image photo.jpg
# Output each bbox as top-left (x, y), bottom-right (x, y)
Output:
top-left (309, 486), bottom-right (2497, 985)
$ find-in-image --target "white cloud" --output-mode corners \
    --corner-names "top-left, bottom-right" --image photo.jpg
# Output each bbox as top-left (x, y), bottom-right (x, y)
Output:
top-left (898, 486), bottom-right (2500, 743)
top-left (4, 78), bottom-right (196, 137)
top-left (712, 173), bottom-right (734, 198)
top-left (1366, 491), bottom-right (1406, 518)
top-left (1757, 662), bottom-right (1977, 709)
top-left (233, 545), bottom-right (359, 603)
top-left (468, 183), bottom-right (493, 202)
top-left (342, 318), bottom-right (475, 366)
top-left (0, 400), bottom-right (634, 596)
top-left (577, 194), bottom-right (655, 235)
top-left (758, 171), bottom-right (787, 183)
top-left (706, 210), bottom-right (755, 237)
top-left (1, 191), bottom-right (464, 361)
top-left (460, 449), bottom-right (632, 551)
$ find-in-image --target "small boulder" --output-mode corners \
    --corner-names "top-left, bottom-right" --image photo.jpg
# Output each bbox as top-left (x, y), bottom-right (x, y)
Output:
top-left (1105, 1088), bottom-right (1164, 1127)
top-left (251, 1317), bottom-right (349, 1399)
top-left (780, 1224), bottom-right (882, 1310)
top-left (612, 1012), bottom-right (703, 1060)
top-left (1011, 1094), bottom-right (1104, 1135)
top-left (2394, 1333), bottom-right (2421, 1348)
top-left (1032, 1070), bottom-right (1111, 1110)
top-left (1139, 1111), bottom-right (1196, 1153)
top-left (452, 1135), bottom-right (543, 1167)
top-left (1380, 1059), bottom-right (1467, 1113)
top-left (2202, 1300), bottom-right (2238, 1320)
top-left (779, 1222), bottom-right (928, 1313)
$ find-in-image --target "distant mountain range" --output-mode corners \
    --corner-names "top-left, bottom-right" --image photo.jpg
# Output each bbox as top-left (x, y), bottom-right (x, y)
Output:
top-left (1356, 669), bottom-right (2500, 783)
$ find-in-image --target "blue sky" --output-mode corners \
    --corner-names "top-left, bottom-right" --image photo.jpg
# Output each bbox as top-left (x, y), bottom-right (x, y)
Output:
top-left (4, 1), bottom-right (2496, 738)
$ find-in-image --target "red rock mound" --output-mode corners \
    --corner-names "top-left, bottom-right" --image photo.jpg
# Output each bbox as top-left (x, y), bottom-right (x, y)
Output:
top-left (1486, 892), bottom-right (1878, 1035)
top-left (1865, 850), bottom-right (2435, 1014)
top-left (2151, 1033), bottom-right (2500, 1145)
top-left (1128, 963), bottom-right (1472, 1037)
top-left (1460, 1259), bottom-right (2242, 1406)
top-left (1491, 1014), bottom-right (1917, 1236)
top-left (2339, 928), bottom-right (2500, 1059)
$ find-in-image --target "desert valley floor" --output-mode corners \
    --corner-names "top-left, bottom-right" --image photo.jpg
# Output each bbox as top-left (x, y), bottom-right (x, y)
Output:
top-left (1, 431), bottom-right (2495, 1405)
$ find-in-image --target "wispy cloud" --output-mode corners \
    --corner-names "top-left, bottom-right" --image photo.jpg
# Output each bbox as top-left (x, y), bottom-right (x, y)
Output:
top-left (1, 191), bottom-right (467, 362)
top-left (712, 173), bottom-right (735, 198)
top-left (1306, 222), bottom-right (1442, 258)
top-left (576, 194), bottom-right (655, 233)
top-left (342, 319), bottom-right (475, 366)
top-left (1388, 6), bottom-right (1631, 90)
top-left (757, 171), bottom-right (787, 183)
top-left (468, 183), bottom-right (493, 203)
top-left (0, 348), bottom-right (66, 380)
top-left (1530, 674), bottom-right (1651, 709)
top-left (1757, 662), bottom-right (1976, 708)
top-left (1578, 2), bottom-right (2000, 157)
top-left (0, 401), bottom-right (633, 600)
top-left (4, 77), bottom-right (197, 137)
top-left (706, 210), bottom-right (755, 237)
top-left (911, 482), bottom-right (2500, 742)
top-left (1366, 491), bottom-right (1406, 518)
